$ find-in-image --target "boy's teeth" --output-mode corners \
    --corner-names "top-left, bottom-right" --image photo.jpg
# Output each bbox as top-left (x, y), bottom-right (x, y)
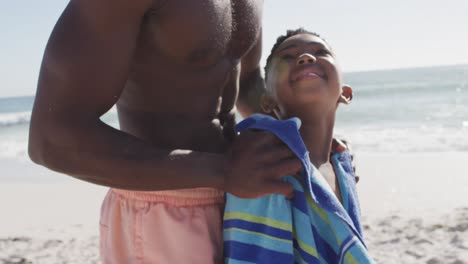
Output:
top-left (301, 72), bottom-right (318, 77)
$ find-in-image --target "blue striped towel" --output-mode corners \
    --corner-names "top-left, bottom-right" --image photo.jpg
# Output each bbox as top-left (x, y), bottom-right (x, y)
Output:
top-left (223, 114), bottom-right (374, 264)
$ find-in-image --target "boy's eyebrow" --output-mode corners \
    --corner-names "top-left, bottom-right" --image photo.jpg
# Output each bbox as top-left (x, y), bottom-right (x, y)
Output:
top-left (277, 42), bottom-right (329, 54)
top-left (277, 44), bottom-right (298, 53)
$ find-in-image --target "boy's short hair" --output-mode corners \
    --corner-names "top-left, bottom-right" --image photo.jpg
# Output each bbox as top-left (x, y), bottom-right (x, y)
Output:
top-left (264, 28), bottom-right (328, 79)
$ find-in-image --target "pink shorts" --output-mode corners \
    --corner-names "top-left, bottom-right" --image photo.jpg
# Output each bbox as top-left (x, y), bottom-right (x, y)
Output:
top-left (99, 188), bottom-right (225, 264)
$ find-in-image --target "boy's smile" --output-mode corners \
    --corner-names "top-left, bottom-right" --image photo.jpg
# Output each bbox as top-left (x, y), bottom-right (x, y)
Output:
top-left (291, 62), bottom-right (327, 82)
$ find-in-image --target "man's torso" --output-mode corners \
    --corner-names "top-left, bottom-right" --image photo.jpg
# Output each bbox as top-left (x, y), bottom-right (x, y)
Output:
top-left (116, 0), bottom-right (262, 153)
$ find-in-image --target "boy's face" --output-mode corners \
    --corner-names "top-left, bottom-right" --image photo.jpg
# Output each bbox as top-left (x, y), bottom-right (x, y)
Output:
top-left (266, 34), bottom-right (343, 116)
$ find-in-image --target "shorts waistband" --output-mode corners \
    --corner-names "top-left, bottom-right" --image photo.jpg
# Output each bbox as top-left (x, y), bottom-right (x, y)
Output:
top-left (112, 188), bottom-right (225, 207)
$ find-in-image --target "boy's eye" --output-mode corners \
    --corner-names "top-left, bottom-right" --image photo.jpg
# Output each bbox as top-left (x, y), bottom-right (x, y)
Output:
top-left (281, 54), bottom-right (295, 61)
top-left (316, 49), bottom-right (331, 56)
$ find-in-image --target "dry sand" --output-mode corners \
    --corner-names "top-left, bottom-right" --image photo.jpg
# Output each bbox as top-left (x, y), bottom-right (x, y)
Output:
top-left (1, 152), bottom-right (468, 263)
top-left (356, 152), bottom-right (468, 263)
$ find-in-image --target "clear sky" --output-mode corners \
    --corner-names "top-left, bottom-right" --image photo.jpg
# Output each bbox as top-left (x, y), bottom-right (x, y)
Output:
top-left (1, 0), bottom-right (468, 97)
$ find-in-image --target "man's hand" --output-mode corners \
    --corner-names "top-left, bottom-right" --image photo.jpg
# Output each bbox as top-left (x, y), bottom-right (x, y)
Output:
top-left (222, 130), bottom-right (302, 198)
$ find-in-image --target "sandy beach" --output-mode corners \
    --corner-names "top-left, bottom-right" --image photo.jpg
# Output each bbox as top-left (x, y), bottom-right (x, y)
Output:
top-left (357, 153), bottom-right (468, 263)
top-left (1, 152), bottom-right (468, 263)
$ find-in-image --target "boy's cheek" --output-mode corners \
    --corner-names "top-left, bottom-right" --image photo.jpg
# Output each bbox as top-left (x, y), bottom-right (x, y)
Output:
top-left (274, 62), bottom-right (291, 82)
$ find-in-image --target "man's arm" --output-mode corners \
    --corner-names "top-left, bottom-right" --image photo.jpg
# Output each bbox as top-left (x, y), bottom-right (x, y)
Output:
top-left (29, 0), bottom-right (226, 190)
top-left (29, 1), bottom-right (298, 196)
top-left (237, 31), bottom-right (266, 117)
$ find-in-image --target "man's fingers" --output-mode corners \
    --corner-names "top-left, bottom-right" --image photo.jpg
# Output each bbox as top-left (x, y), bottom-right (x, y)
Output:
top-left (267, 157), bottom-right (303, 179)
top-left (257, 145), bottom-right (296, 163)
top-left (263, 180), bottom-right (294, 198)
top-left (239, 130), bottom-right (282, 146)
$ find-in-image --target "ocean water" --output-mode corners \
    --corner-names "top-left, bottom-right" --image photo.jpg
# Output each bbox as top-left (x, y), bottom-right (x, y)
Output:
top-left (337, 64), bottom-right (468, 152)
top-left (1, 65), bottom-right (467, 164)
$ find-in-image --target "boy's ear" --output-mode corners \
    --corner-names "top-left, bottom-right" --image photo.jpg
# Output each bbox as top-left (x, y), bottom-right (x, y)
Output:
top-left (260, 94), bottom-right (278, 114)
top-left (338, 85), bottom-right (353, 105)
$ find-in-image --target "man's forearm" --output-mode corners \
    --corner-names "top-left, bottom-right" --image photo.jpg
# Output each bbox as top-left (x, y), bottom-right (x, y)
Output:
top-left (29, 117), bottom-right (225, 191)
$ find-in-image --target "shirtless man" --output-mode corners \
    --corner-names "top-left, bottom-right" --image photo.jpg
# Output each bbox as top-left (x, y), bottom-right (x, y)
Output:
top-left (28, 0), bottom-right (301, 262)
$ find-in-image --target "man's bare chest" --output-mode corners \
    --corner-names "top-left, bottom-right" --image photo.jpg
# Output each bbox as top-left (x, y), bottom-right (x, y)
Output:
top-left (139, 0), bottom-right (262, 67)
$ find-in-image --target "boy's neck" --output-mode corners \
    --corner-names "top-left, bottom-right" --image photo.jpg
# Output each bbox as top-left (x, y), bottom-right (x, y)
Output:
top-left (294, 111), bottom-right (336, 168)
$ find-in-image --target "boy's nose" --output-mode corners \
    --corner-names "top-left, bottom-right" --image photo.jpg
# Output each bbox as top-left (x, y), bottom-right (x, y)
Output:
top-left (296, 53), bottom-right (316, 65)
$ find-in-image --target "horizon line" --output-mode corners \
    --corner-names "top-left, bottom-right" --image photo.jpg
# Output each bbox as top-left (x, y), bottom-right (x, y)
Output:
top-left (1, 62), bottom-right (467, 99)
